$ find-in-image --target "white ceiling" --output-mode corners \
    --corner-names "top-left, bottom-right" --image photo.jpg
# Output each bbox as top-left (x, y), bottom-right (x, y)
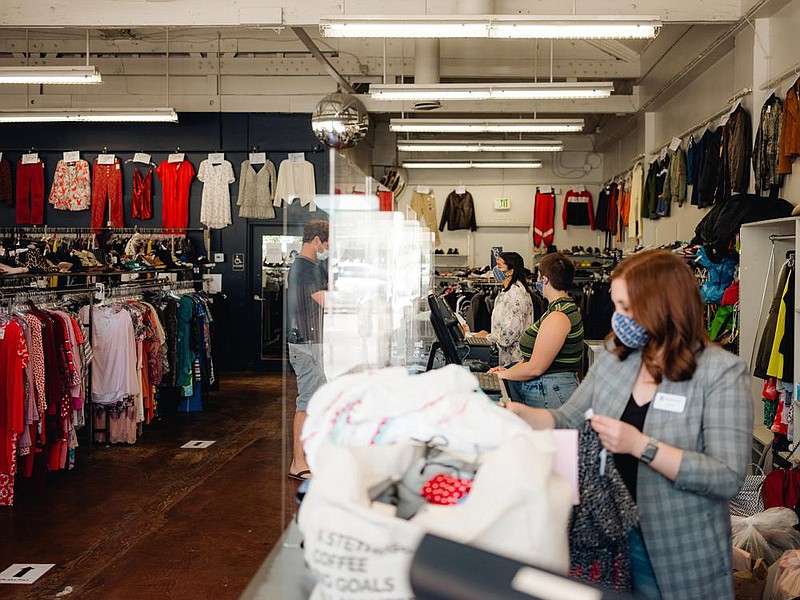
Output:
top-left (0, 0), bottom-right (791, 147)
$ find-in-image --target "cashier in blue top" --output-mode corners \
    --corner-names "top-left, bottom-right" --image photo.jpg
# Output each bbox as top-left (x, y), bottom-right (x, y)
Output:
top-left (489, 252), bottom-right (584, 408)
top-left (286, 219), bottom-right (329, 481)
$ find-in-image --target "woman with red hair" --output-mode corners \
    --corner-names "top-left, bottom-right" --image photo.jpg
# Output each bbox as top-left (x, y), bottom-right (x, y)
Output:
top-left (508, 249), bottom-right (752, 599)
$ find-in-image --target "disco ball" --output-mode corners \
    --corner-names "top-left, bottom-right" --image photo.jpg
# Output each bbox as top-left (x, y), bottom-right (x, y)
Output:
top-left (311, 92), bottom-right (369, 149)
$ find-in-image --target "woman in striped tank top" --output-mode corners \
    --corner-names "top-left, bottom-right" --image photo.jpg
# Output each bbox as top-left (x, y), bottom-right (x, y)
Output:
top-left (489, 252), bottom-right (584, 407)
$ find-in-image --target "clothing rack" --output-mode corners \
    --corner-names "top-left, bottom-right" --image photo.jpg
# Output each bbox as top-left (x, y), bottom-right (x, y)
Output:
top-left (647, 87), bottom-right (753, 156)
top-left (759, 62), bottom-right (800, 92)
top-left (89, 277), bottom-right (204, 446)
top-left (769, 234), bottom-right (796, 242)
top-left (0, 226), bottom-right (205, 234)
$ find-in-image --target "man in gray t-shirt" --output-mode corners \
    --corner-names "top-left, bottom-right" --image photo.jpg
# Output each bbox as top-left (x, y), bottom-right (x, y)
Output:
top-left (287, 220), bottom-right (329, 481)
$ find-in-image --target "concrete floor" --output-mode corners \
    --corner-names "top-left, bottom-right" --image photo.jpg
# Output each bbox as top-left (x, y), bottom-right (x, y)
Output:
top-left (0, 372), bottom-right (299, 600)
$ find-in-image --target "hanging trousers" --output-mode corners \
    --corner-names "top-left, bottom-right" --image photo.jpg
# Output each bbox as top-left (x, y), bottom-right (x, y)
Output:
top-left (533, 191), bottom-right (556, 248)
top-left (16, 161), bottom-right (45, 225)
top-left (91, 160), bottom-right (124, 229)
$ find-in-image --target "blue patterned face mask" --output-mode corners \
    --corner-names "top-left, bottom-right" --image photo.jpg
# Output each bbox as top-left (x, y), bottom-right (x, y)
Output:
top-left (535, 278), bottom-right (545, 295)
top-left (611, 311), bottom-right (650, 349)
top-left (492, 266), bottom-right (507, 283)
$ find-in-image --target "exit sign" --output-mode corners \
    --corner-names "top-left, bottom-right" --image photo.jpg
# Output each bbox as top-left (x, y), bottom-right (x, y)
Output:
top-left (495, 198), bottom-right (511, 210)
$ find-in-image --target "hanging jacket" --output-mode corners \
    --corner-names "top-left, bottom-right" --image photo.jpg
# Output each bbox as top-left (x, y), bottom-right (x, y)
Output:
top-left (691, 129), bottom-right (713, 206)
top-left (696, 246), bottom-right (737, 305)
top-left (778, 77), bottom-right (800, 175)
top-left (767, 267), bottom-right (794, 381)
top-left (720, 104), bottom-right (752, 200)
top-left (439, 189), bottom-right (477, 231)
top-left (754, 94), bottom-right (785, 194)
top-left (628, 162), bottom-right (644, 239)
top-left (686, 135), bottom-right (696, 186)
top-left (562, 189), bottom-right (595, 229)
top-left (754, 259), bottom-right (792, 379)
top-left (697, 126), bottom-right (723, 208)
top-left (642, 161), bottom-right (658, 219)
top-left (664, 147), bottom-right (687, 207)
top-left (653, 154), bottom-right (670, 218)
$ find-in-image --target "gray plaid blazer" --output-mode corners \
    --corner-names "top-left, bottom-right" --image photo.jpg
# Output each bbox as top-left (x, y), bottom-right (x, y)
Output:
top-left (552, 344), bottom-right (752, 599)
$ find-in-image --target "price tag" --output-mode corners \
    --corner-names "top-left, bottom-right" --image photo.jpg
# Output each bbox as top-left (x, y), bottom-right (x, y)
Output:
top-left (0, 152), bottom-right (3, 161)
top-left (97, 154), bottom-right (115, 165)
top-left (208, 152), bottom-right (225, 164)
top-left (659, 147), bottom-right (668, 161)
top-left (133, 152), bottom-right (151, 164)
top-left (21, 153), bottom-right (39, 164)
top-left (168, 153), bottom-right (185, 163)
top-left (719, 113), bottom-right (730, 126)
top-left (63, 150), bottom-right (80, 163)
top-left (288, 152), bottom-right (305, 163)
top-left (249, 152), bottom-right (266, 165)
top-left (415, 185), bottom-right (432, 194)
top-left (669, 137), bottom-right (682, 152)
top-left (456, 185), bottom-right (467, 195)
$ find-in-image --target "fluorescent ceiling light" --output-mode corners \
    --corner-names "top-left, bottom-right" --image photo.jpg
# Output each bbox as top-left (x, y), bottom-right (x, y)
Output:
top-left (320, 15), bottom-right (661, 40)
top-left (0, 66), bottom-right (102, 84)
top-left (0, 108), bottom-right (178, 123)
top-left (371, 82), bottom-right (612, 101)
top-left (398, 140), bottom-right (563, 152)
top-left (403, 161), bottom-right (542, 169)
top-left (390, 118), bottom-right (584, 134)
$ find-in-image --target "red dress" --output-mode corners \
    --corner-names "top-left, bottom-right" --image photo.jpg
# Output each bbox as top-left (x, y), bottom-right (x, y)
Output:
top-left (157, 160), bottom-right (195, 232)
top-left (0, 320), bottom-right (28, 506)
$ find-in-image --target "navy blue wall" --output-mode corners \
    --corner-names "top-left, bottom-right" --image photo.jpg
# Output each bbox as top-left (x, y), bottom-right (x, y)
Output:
top-left (0, 112), bottom-right (330, 370)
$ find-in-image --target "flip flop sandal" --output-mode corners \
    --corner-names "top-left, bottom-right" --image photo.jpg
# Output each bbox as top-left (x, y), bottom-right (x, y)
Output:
top-left (288, 469), bottom-right (311, 481)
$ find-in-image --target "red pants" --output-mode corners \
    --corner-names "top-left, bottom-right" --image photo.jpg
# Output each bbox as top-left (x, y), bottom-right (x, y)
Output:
top-left (16, 161), bottom-right (45, 225)
top-left (91, 161), bottom-right (124, 229)
top-left (533, 191), bottom-right (555, 247)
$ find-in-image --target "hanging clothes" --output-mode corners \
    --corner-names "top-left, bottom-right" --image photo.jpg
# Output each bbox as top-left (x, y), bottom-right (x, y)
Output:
top-left (754, 93), bottom-right (785, 195)
top-left (617, 175), bottom-right (631, 242)
top-left (16, 159), bottom-right (45, 225)
top-left (131, 166), bottom-right (154, 220)
top-left (690, 129), bottom-right (712, 206)
top-left (237, 159), bottom-right (278, 219)
top-left (439, 189), bottom-right (477, 232)
top-left (410, 190), bottom-right (440, 245)
top-left (663, 147), bottom-right (687, 209)
top-left (628, 162), bottom-right (644, 240)
top-left (157, 159), bottom-right (195, 232)
top-left (686, 135), bottom-right (696, 186)
top-left (697, 127), bottom-right (723, 208)
top-left (197, 159), bottom-right (235, 229)
top-left (531, 188), bottom-right (555, 248)
top-left (274, 159), bottom-right (316, 212)
top-left (91, 159), bottom-right (124, 229)
top-left (653, 154), bottom-right (670, 218)
top-left (641, 161), bottom-right (658, 219)
top-left (562, 188), bottom-right (595, 229)
top-left (49, 159), bottom-right (91, 211)
top-left (754, 258), bottom-right (794, 380)
top-left (719, 104), bottom-right (752, 201)
top-left (778, 77), bottom-right (800, 176)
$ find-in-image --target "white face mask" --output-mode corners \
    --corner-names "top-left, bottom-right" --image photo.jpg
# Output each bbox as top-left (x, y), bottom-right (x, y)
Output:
top-left (316, 247), bottom-right (329, 261)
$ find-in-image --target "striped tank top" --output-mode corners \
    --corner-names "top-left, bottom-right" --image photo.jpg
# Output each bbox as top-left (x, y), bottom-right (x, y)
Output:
top-left (518, 297), bottom-right (584, 373)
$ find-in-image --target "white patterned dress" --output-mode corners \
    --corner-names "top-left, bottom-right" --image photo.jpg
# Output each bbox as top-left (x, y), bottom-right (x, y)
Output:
top-left (487, 281), bottom-right (534, 365)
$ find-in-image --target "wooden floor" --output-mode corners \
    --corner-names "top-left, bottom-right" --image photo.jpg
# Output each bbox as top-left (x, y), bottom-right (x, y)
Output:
top-left (0, 372), bottom-right (299, 600)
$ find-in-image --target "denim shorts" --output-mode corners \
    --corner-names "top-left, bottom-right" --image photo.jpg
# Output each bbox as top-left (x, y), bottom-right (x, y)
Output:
top-left (288, 342), bottom-right (326, 412)
top-left (508, 371), bottom-right (579, 408)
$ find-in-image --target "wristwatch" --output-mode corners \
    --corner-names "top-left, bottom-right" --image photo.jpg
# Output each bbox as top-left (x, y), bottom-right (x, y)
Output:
top-left (640, 437), bottom-right (660, 464)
